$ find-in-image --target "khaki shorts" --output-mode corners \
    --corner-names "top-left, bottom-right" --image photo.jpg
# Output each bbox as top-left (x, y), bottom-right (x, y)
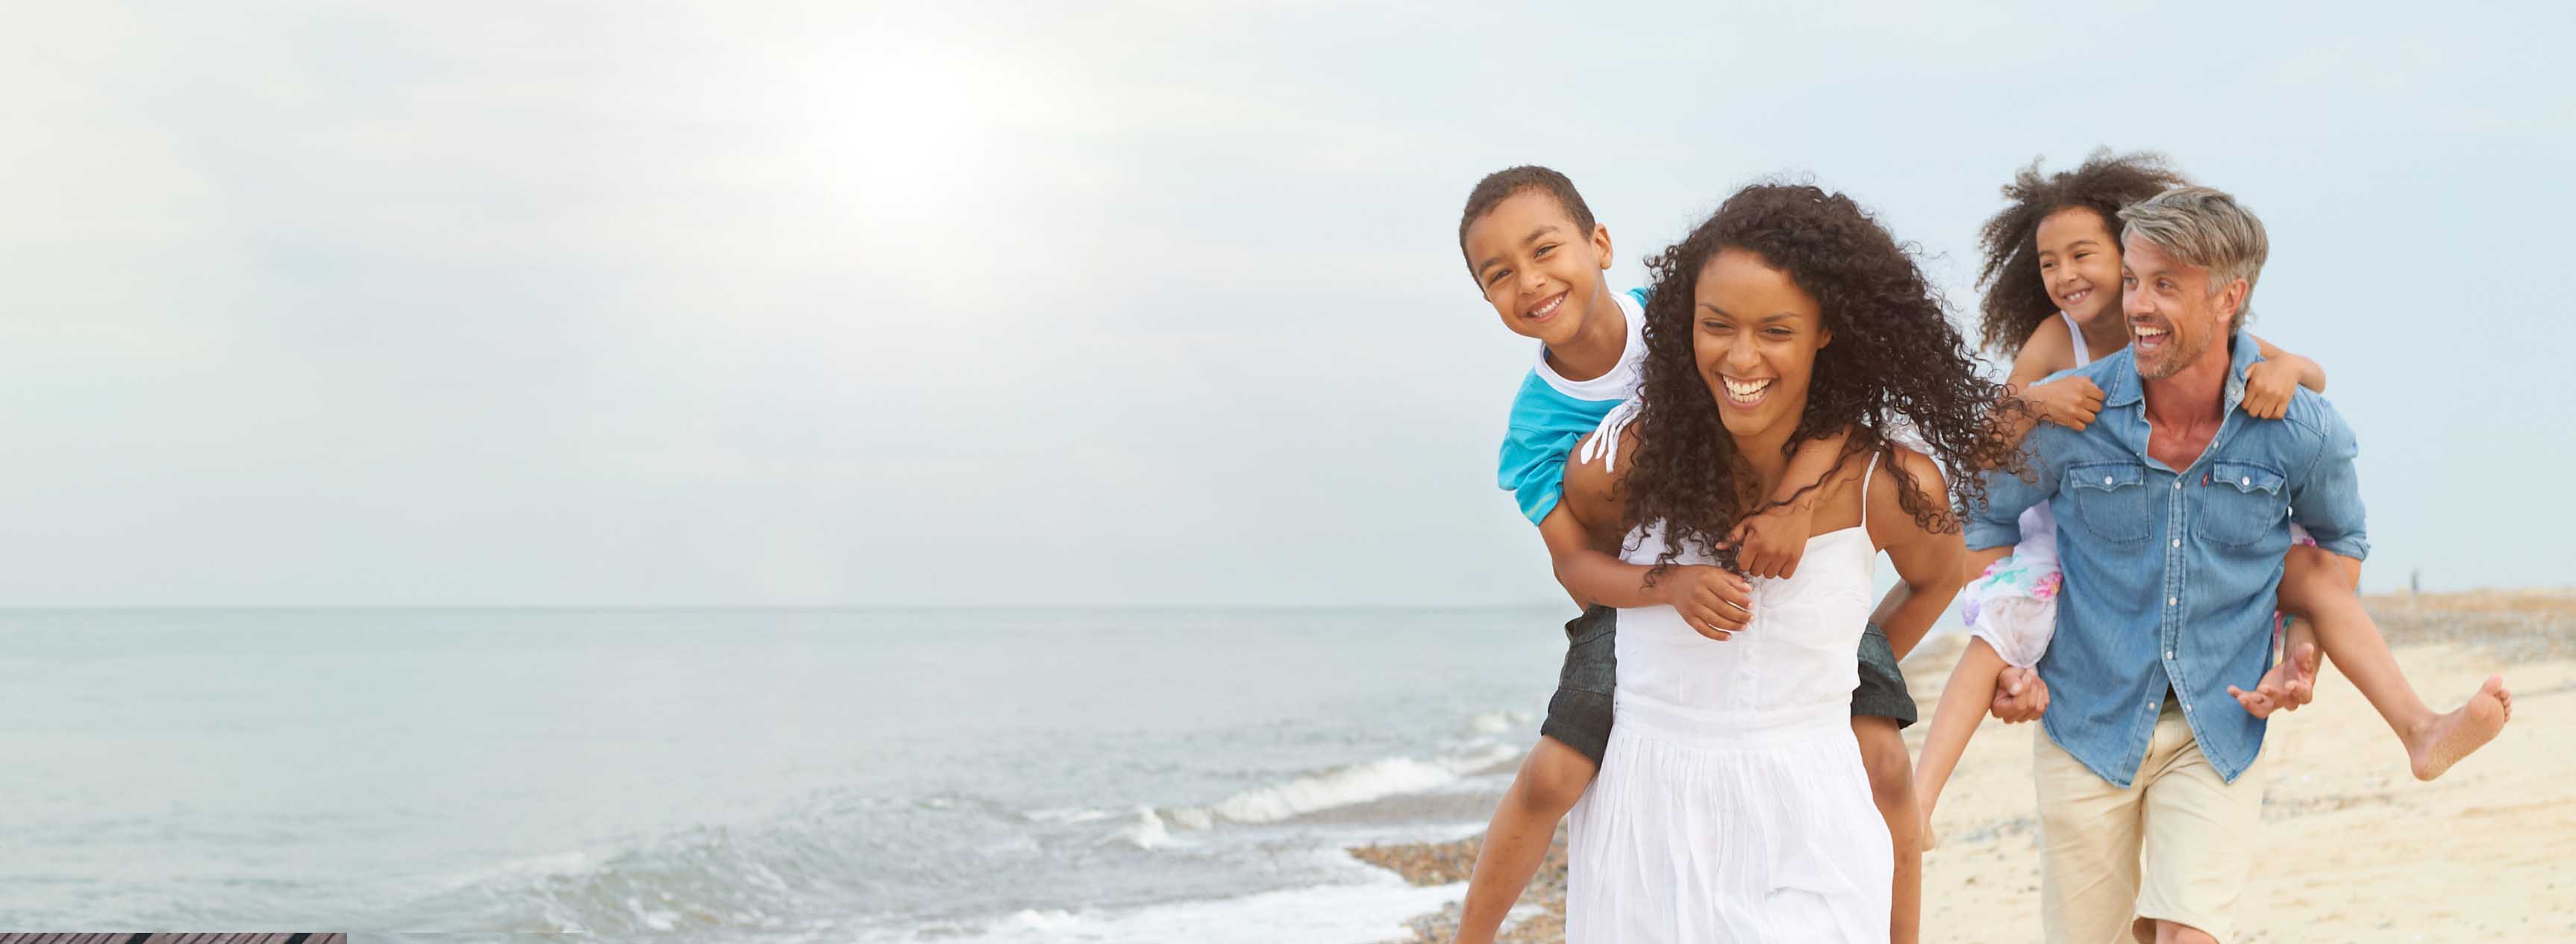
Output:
top-left (2033, 703), bottom-right (2264, 944)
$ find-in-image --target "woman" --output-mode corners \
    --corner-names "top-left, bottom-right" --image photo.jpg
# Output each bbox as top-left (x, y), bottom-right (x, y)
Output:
top-left (1553, 184), bottom-right (2020, 941)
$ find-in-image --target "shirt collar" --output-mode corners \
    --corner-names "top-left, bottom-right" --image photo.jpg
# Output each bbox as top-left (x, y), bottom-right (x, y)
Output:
top-left (2101, 331), bottom-right (2261, 412)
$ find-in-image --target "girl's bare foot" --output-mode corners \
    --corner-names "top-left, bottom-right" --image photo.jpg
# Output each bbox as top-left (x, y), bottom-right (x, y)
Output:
top-left (2407, 674), bottom-right (2511, 781)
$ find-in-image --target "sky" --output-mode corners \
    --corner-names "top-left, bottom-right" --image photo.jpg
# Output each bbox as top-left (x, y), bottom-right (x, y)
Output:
top-left (3, 1), bottom-right (2569, 607)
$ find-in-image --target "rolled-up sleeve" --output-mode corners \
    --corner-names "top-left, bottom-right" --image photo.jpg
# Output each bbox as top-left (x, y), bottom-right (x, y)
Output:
top-left (1966, 432), bottom-right (2060, 551)
top-left (2289, 399), bottom-right (2370, 561)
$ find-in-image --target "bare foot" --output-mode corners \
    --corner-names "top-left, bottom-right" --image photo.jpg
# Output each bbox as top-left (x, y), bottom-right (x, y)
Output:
top-left (1920, 809), bottom-right (1939, 851)
top-left (2407, 675), bottom-right (2510, 781)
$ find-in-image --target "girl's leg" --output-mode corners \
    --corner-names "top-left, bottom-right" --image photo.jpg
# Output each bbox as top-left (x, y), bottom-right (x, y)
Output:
top-left (2263, 546), bottom-right (2511, 781)
top-left (1912, 636), bottom-right (2009, 845)
top-left (1451, 736), bottom-right (1596, 944)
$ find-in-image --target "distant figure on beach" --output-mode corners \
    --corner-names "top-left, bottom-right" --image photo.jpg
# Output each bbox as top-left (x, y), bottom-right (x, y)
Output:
top-left (1912, 154), bottom-right (2514, 866)
top-left (1448, 168), bottom-right (1933, 943)
top-left (1548, 184), bottom-right (2017, 942)
top-left (1955, 184), bottom-right (2510, 944)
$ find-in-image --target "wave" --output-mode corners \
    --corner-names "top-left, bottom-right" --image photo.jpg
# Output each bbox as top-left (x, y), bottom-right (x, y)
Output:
top-left (863, 875), bottom-right (1466, 944)
top-left (1156, 741), bottom-right (1522, 831)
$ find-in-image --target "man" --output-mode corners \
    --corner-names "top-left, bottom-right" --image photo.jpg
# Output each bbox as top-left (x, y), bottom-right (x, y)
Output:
top-left (1965, 185), bottom-right (2367, 944)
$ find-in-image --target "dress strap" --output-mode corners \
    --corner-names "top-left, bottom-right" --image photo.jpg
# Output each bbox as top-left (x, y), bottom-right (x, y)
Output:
top-left (1859, 450), bottom-right (1881, 534)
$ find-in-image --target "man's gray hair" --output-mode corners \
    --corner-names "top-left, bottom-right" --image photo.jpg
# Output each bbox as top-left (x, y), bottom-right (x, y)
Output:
top-left (2118, 186), bottom-right (2269, 332)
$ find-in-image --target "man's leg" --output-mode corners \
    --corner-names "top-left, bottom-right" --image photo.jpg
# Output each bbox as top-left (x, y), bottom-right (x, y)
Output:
top-left (2129, 705), bottom-right (2263, 944)
top-left (2034, 723), bottom-right (2148, 944)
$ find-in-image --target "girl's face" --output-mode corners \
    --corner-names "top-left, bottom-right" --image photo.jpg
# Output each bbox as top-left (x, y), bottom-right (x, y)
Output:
top-left (2034, 206), bottom-right (2124, 326)
top-left (1692, 247), bottom-right (1831, 443)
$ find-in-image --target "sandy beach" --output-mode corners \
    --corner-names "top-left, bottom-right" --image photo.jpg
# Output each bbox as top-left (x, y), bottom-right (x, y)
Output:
top-left (1352, 591), bottom-right (2576, 943)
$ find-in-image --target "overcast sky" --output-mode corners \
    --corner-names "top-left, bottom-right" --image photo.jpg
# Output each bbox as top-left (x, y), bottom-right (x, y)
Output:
top-left (4, 2), bottom-right (2569, 607)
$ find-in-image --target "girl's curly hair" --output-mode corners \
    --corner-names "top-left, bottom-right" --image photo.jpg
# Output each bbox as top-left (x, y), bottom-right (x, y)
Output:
top-left (1625, 184), bottom-right (2025, 575)
top-left (1974, 149), bottom-right (2188, 356)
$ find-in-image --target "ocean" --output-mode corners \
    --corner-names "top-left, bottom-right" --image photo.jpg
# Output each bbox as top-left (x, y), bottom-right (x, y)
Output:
top-left (0, 607), bottom-right (1578, 940)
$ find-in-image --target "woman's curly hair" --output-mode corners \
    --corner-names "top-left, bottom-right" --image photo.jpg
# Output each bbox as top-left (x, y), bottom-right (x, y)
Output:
top-left (1625, 183), bottom-right (2025, 576)
top-left (1974, 149), bottom-right (2188, 356)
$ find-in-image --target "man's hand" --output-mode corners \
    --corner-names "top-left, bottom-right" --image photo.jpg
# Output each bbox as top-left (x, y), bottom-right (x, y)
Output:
top-left (1660, 564), bottom-right (1753, 642)
top-left (2242, 357), bottom-right (2301, 420)
top-left (1729, 501), bottom-right (1816, 580)
top-left (1989, 666), bottom-right (2050, 723)
top-left (2228, 641), bottom-right (2319, 717)
top-left (2025, 375), bottom-right (2105, 431)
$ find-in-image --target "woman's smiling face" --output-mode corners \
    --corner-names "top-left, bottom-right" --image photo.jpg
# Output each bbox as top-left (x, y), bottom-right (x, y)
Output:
top-left (1693, 247), bottom-right (1831, 442)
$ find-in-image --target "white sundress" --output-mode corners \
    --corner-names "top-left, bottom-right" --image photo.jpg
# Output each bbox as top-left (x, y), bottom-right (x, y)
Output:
top-left (1563, 454), bottom-right (1894, 943)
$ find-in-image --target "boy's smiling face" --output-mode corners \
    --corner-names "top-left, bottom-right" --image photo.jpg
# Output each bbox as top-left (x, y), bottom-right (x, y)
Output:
top-left (1463, 189), bottom-right (1613, 348)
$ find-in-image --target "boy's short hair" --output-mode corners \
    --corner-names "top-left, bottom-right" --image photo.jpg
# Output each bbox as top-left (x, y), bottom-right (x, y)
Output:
top-left (1458, 166), bottom-right (1598, 269)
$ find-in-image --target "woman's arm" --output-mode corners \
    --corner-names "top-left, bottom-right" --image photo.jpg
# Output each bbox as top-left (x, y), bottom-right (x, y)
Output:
top-left (1863, 449), bottom-right (1966, 660)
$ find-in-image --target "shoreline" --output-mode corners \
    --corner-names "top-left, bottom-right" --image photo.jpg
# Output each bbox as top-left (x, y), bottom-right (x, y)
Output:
top-left (1351, 590), bottom-right (2576, 943)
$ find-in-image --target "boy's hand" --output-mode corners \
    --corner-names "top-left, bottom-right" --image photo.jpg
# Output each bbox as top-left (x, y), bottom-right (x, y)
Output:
top-left (1729, 501), bottom-right (1816, 579)
top-left (2241, 357), bottom-right (2299, 420)
top-left (2025, 375), bottom-right (2105, 431)
top-left (1659, 565), bottom-right (1753, 642)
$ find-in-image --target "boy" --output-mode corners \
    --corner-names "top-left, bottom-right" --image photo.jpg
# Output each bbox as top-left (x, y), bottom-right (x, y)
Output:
top-left (1453, 166), bottom-right (1928, 943)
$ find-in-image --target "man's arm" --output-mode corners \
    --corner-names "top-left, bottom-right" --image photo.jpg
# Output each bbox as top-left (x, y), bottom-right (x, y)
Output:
top-left (1965, 430), bottom-right (2066, 723)
top-left (2286, 397), bottom-right (2369, 564)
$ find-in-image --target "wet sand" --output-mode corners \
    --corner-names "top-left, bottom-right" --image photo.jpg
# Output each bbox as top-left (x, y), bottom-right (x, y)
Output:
top-left (1354, 591), bottom-right (2576, 943)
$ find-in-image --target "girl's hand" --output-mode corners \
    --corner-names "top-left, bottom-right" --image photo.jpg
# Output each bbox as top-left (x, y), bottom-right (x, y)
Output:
top-left (2242, 357), bottom-right (2300, 420)
top-left (2025, 375), bottom-right (2105, 431)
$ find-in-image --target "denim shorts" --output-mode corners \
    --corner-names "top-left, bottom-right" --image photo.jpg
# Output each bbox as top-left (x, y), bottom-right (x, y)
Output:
top-left (1539, 605), bottom-right (1617, 765)
top-left (1853, 621), bottom-right (1917, 728)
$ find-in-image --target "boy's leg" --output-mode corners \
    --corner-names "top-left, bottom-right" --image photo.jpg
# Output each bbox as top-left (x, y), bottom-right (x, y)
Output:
top-left (1453, 605), bottom-right (1615, 944)
top-left (1853, 622), bottom-right (1922, 944)
top-left (2272, 546), bottom-right (2510, 781)
top-left (1451, 737), bottom-right (1596, 944)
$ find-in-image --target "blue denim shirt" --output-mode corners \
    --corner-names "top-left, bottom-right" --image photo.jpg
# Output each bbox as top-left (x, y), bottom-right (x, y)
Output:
top-left (1968, 340), bottom-right (2369, 787)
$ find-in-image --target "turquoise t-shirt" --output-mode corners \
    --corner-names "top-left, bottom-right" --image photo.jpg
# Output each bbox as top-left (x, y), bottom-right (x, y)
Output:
top-left (1497, 287), bottom-right (1648, 525)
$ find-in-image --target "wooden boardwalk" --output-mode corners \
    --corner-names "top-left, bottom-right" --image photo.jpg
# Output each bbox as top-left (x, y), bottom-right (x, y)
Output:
top-left (0, 937), bottom-right (343, 944)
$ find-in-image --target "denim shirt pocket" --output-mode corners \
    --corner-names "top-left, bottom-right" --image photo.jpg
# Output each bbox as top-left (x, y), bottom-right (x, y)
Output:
top-left (2195, 460), bottom-right (2289, 548)
top-left (2065, 461), bottom-right (2153, 543)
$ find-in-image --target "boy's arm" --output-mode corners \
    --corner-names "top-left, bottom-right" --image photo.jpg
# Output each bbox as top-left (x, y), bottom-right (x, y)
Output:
top-left (1545, 431), bottom-right (1755, 637)
top-left (1535, 506), bottom-right (1658, 609)
top-left (2242, 334), bottom-right (2328, 420)
top-left (1731, 433), bottom-right (1845, 579)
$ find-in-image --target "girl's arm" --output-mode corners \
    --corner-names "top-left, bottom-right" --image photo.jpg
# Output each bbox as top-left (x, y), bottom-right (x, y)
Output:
top-left (2242, 334), bottom-right (2328, 421)
top-left (1994, 318), bottom-right (2102, 448)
